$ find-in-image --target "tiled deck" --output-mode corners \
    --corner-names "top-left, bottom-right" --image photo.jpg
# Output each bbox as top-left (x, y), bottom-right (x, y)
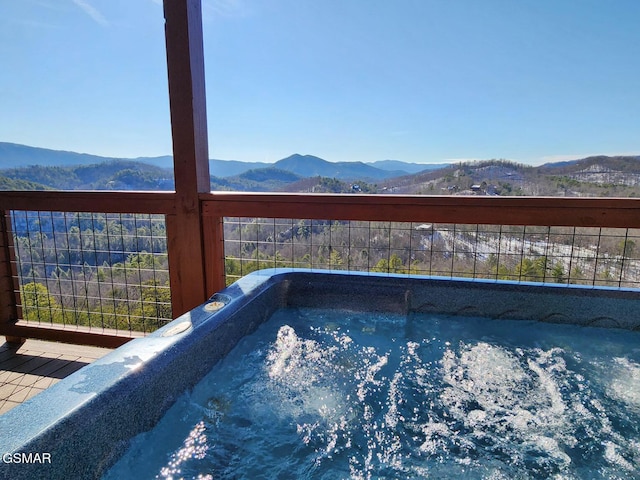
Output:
top-left (0, 339), bottom-right (112, 414)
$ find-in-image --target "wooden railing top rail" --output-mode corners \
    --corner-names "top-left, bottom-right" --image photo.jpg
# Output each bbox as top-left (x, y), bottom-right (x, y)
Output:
top-left (0, 191), bottom-right (176, 214)
top-left (201, 192), bottom-right (640, 229)
top-left (3, 190), bottom-right (639, 229)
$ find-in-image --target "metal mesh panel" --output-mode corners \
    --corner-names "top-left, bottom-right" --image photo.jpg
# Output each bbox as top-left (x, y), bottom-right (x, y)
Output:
top-left (10, 211), bottom-right (172, 334)
top-left (223, 218), bottom-right (640, 289)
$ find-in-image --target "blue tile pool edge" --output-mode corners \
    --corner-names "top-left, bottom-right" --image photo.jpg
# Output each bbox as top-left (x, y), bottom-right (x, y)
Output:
top-left (1, 269), bottom-right (639, 479)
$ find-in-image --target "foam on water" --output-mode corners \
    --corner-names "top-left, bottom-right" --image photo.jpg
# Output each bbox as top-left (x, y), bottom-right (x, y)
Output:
top-left (104, 309), bottom-right (640, 479)
top-left (607, 357), bottom-right (640, 410)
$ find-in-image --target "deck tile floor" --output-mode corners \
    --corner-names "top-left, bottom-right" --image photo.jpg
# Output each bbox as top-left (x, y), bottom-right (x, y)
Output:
top-left (0, 339), bottom-right (112, 414)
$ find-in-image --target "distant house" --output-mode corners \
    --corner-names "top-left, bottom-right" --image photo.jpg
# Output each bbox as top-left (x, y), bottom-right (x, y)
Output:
top-left (470, 184), bottom-right (482, 192)
top-left (415, 223), bottom-right (433, 231)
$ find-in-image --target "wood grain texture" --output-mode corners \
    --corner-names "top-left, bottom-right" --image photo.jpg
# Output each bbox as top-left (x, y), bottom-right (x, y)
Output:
top-left (164, 0), bottom-right (210, 315)
top-left (0, 191), bottom-right (176, 214)
top-left (0, 211), bottom-right (20, 340)
top-left (202, 193), bottom-right (640, 228)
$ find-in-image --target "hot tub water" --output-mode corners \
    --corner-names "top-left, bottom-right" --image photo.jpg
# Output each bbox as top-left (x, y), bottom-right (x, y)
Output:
top-left (104, 307), bottom-right (640, 479)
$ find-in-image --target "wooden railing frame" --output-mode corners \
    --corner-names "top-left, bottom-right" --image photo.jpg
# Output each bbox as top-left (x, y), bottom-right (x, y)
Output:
top-left (200, 192), bottom-right (640, 290)
top-left (2, 191), bottom-right (640, 347)
top-left (0, 192), bottom-right (177, 347)
top-left (0, 210), bottom-right (21, 344)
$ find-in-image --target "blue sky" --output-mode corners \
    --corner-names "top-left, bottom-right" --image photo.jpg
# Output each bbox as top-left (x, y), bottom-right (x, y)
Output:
top-left (2, 0), bottom-right (640, 165)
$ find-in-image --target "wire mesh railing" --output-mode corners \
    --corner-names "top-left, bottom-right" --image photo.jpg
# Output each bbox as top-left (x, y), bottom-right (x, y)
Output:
top-left (223, 217), bottom-right (640, 289)
top-left (7, 208), bottom-right (640, 339)
top-left (10, 210), bottom-right (172, 334)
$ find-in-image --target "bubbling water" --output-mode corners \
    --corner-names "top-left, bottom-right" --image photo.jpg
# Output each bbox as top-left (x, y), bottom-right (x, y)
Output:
top-left (104, 309), bottom-right (640, 480)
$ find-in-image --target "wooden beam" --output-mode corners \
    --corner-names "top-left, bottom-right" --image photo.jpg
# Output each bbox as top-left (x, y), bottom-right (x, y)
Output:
top-left (0, 322), bottom-right (138, 348)
top-left (201, 193), bottom-right (640, 228)
top-left (164, 0), bottom-right (210, 194)
top-left (0, 191), bottom-right (176, 214)
top-left (202, 215), bottom-right (225, 295)
top-left (164, 0), bottom-right (212, 315)
top-left (0, 211), bottom-right (21, 344)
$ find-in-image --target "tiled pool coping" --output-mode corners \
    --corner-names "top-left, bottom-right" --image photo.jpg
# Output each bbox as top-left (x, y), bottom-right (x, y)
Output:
top-left (1, 269), bottom-right (639, 479)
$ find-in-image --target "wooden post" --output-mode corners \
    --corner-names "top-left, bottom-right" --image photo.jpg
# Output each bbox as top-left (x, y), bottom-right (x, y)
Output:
top-left (163, 0), bottom-right (214, 316)
top-left (203, 213), bottom-right (226, 295)
top-left (0, 210), bottom-right (24, 345)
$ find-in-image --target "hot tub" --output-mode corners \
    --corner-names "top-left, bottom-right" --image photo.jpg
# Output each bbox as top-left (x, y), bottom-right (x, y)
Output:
top-left (1, 269), bottom-right (639, 479)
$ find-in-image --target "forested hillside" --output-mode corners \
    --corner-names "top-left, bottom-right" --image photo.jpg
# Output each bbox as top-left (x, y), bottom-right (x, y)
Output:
top-left (3, 149), bottom-right (640, 196)
top-left (1, 161), bottom-right (174, 190)
top-left (380, 157), bottom-right (640, 197)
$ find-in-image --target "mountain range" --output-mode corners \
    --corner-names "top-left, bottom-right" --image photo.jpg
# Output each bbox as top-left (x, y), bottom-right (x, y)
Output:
top-left (2, 142), bottom-right (640, 196)
top-left (0, 142), bottom-right (443, 180)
